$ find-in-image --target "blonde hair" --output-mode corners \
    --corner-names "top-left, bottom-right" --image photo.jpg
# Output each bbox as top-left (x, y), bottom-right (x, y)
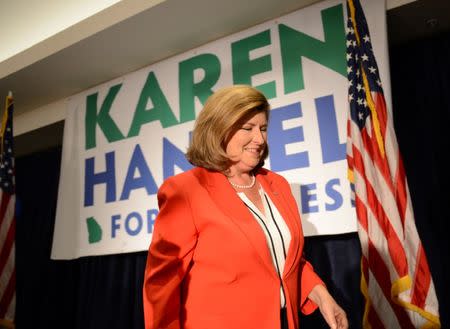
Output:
top-left (186, 85), bottom-right (269, 172)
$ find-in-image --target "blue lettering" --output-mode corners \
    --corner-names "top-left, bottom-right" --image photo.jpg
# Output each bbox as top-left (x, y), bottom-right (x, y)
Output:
top-left (268, 103), bottom-right (309, 172)
top-left (300, 183), bottom-right (319, 213)
top-left (120, 144), bottom-right (158, 200)
top-left (110, 209), bottom-right (158, 238)
top-left (147, 209), bottom-right (158, 233)
top-left (315, 95), bottom-right (345, 164)
top-left (111, 214), bottom-right (121, 238)
top-left (325, 178), bottom-right (343, 211)
top-left (163, 138), bottom-right (193, 179)
top-left (125, 212), bottom-right (143, 236)
top-left (84, 151), bottom-right (116, 206)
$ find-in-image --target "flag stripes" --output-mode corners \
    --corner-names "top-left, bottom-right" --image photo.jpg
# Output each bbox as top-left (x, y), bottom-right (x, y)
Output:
top-left (346, 0), bottom-right (440, 327)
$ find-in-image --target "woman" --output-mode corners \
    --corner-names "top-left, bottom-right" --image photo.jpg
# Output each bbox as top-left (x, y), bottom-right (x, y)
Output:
top-left (143, 85), bottom-right (348, 329)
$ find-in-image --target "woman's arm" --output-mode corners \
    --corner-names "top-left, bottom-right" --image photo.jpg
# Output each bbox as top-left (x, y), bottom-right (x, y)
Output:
top-left (308, 284), bottom-right (348, 329)
top-left (143, 178), bottom-right (198, 329)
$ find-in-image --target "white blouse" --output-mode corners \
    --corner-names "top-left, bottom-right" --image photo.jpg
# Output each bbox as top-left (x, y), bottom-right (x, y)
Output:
top-left (237, 187), bottom-right (292, 308)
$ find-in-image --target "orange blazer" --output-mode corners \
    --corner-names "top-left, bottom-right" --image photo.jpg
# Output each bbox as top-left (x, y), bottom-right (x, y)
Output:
top-left (143, 167), bottom-right (323, 329)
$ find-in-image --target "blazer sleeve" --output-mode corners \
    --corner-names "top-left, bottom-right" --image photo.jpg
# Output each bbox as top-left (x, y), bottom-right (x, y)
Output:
top-left (143, 177), bottom-right (198, 329)
top-left (298, 257), bottom-right (325, 315)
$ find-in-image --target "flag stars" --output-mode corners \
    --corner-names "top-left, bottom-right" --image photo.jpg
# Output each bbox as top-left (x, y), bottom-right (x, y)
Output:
top-left (346, 13), bottom-right (386, 129)
top-left (347, 66), bottom-right (353, 74)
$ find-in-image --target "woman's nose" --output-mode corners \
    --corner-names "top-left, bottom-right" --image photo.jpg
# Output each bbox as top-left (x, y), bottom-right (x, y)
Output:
top-left (252, 128), bottom-right (265, 144)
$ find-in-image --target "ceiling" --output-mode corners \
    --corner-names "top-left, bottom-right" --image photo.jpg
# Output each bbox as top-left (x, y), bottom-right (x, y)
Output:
top-left (1, 0), bottom-right (321, 118)
top-left (1, 0), bottom-right (449, 157)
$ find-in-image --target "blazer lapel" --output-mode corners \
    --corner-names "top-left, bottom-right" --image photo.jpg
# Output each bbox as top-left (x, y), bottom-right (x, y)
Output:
top-left (257, 172), bottom-right (302, 278)
top-left (196, 168), bottom-right (278, 279)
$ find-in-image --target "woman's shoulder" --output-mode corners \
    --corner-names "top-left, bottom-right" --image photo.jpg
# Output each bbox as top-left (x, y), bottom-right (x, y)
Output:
top-left (163, 167), bottom-right (198, 183)
top-left (161, 167), bottom-right (210, 188)
top-left (257, 168), bottom-right (289, 184)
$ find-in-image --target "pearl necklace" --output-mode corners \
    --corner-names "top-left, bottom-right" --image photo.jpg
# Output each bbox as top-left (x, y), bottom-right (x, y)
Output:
top-left (228, 175), bottom-right (256, 189)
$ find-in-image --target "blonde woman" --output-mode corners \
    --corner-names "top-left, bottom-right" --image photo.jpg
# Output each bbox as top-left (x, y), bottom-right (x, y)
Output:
top-left (143, 85), bottom-right (348, 329)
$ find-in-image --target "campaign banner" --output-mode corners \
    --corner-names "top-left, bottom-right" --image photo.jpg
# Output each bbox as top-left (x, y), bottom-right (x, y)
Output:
top-left (51, 0), bottom-right (389, 259)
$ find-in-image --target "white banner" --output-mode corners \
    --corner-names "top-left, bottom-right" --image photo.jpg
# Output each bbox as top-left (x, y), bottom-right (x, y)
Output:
top-left (51, 0), bottom-right (390, 259)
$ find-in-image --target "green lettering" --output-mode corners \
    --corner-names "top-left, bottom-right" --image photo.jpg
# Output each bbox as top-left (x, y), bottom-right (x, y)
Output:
top-left (128, 71), bottom-right (178, 137)
top-left (279, 4), bottom-right (346, 94)
top-left (231, 30), bottom-right (276, 99)
top-left (85, 84), bottom-right (125, 150)
top-left (179, 53), bottom-right (221, 123)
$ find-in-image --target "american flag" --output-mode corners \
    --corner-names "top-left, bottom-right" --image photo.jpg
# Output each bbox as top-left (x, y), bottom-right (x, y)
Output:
top-left (0, 93), bottom-right (15, 327)
top-left (345, 0), bottom-right (440, 328)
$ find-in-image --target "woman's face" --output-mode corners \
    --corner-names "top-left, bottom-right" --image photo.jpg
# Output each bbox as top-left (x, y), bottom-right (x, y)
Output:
top-left (225, 111), bottom-right (268, 174)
